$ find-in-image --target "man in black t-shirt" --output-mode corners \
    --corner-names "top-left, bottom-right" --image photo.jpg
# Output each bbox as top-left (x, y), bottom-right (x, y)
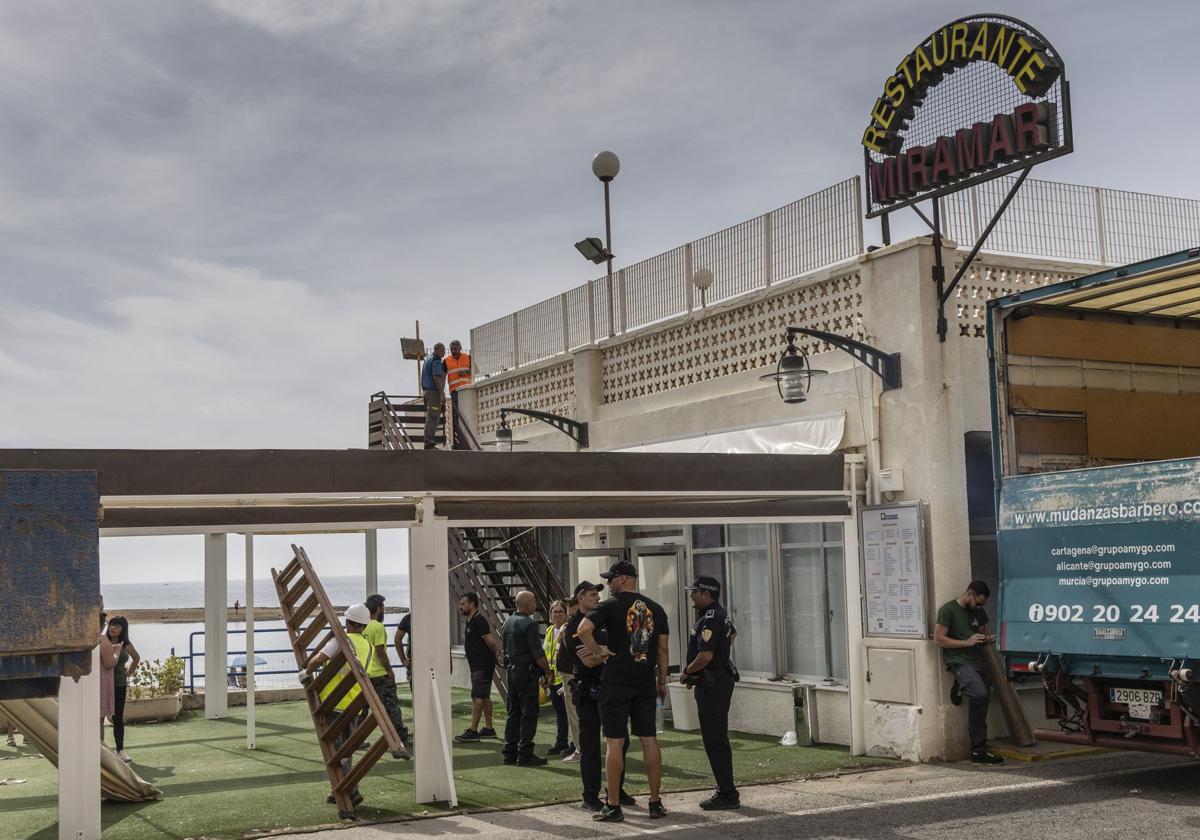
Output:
top-left (561, 580), bottom-right (631, 812)
top-left (577, 559), bottom-right (670, 822)
top-left (456, 592), bottom-right (503, 742)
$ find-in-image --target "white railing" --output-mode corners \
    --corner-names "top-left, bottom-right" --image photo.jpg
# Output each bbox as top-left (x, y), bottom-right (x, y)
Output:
top-left (471, 174), bottom-right (1200, 379)
top-left (941, 176), bottom-right (1200, 266)
top-left (471, 177), bottom-right (864, 378)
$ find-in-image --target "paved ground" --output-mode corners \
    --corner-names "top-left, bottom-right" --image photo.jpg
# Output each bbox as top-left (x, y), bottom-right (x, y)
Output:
top-left (285, 751), bottom-right (1200, 840)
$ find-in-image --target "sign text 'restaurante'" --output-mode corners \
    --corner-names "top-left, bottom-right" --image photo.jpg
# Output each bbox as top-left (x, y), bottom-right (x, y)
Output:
top-left (862, 20), bottom-right (1062, 156)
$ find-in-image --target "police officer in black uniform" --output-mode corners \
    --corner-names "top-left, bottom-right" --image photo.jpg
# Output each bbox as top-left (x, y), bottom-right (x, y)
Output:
top-left (681, 575), bottom-right (739, 810)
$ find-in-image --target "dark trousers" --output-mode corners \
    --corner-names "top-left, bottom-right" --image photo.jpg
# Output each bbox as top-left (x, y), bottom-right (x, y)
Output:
top-left (369, 674), bottom-right (410, 742)
top-left (549, 682), bottom-right (570, 748)
top-left (422, 389), bottom-right (442, 449)
top-left (449, 390), bottom-right (463, 449)
top-left (503, 666), bottom-right (541, 757)
top-left (695, 676), bottom-right (737, 799)
top-left (577, 691), bottom-right (628, 799)
top-left (953, 662), bottom-right (992, 752)
top-left (112, 686), bottom-right (127, 752)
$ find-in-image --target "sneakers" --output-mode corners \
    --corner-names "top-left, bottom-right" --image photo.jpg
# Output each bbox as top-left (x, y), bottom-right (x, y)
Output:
top-left (551, 742), bottom-right (571, 755)
top-left (580, 794), bottom-right (603, 812)
top-left (563, 750), bottom-right (582, 763)
top-left (648, 799), bottom-right (667, 819)
top-left (5, 735), bottom-right (16, 748)
top-left (117, 751), bottom-right (131, 764)
top-left (593, 803), bottom-right (624, 822)
top-left (502, 754), bottom-right (518, 765)
top-left (971, 749), bottom-right (1005, 765)
top-left (479, 727), bottom-right (498, 738)
top-left (390, 747), bottom-right (410, 760)
top-left (516, 753), bottom-right (548, 766)
top-left (699, 794), bottom-right (740, 810)
top-left (619, 790), bottom-right (636, 807)
top-left (950, 681), bottom-right (963, 706)
top-left (455, 728), bottom-right (482, 743)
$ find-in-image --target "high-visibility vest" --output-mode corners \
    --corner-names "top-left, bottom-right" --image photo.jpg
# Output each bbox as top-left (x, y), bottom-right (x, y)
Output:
top-left (318, 632), bottom-right (373, 713)
top-left (444, 351), bottom-right (473, 392)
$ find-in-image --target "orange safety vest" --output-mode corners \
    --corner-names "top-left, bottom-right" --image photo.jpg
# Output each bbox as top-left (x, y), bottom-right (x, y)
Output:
top-left (444, 351), bottom-right (473, 392)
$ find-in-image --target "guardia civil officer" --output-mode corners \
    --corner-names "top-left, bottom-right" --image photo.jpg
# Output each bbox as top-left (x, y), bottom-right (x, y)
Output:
top-left (680, 575), bottom-right (739, 810)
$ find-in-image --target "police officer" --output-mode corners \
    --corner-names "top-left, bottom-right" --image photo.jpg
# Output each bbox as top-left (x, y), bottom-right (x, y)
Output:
top-left (680, 575), bottom-right (739, 810)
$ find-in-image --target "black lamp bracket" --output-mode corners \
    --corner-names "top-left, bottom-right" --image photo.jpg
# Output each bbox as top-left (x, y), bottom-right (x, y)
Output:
top-left (499, 408), bottom-right (590, 448)
top-left (785, 326), bottom-right (902, 391)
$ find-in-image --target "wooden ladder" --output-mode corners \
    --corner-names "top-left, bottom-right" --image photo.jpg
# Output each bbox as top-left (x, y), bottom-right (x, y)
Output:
top-left (272, 544), bottom-right (405, 819)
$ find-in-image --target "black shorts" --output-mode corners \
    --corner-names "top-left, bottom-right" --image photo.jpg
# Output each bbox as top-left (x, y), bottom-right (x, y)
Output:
top-left (470, 668), bottom-right (493, 700)
top-left (599, 682), bottom-right (657, 739)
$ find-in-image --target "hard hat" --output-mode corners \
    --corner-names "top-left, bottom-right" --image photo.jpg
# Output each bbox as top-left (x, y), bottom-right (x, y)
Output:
top-left (345, 603), bottom-right (371, 625)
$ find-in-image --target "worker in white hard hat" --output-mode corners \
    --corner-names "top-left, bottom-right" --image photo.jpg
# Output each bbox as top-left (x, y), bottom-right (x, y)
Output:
top-left (300, 603), bottom-right (404, 816)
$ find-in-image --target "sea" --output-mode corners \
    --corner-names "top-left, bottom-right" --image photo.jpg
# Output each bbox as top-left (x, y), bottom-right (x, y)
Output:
top-left (104, 574), bottom-right (410, 690)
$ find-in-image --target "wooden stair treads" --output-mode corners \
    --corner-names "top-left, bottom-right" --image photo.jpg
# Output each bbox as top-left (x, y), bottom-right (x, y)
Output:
top-left (272, 544), bottom-right (405, 819)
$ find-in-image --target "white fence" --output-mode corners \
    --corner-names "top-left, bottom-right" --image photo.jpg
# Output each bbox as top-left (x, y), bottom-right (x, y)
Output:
top-left (940, 176), bottom-right (1200, 267)
top-left (471, 177), bottom-right (864, 378)
top-left (472, 174), bottom-right (1200, 379)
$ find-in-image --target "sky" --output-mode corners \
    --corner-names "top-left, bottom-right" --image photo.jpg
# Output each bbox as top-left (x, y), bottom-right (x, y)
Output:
top-left (3, 0), bottom-right (1198, 583)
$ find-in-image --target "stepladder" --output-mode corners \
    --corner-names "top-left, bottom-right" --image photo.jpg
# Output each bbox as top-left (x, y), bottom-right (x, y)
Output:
top-left (272, 545), bottom-right (407, 819)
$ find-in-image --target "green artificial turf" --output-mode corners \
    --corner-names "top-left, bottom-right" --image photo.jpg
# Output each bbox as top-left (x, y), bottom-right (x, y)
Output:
top-left (0, 689), bottom-right (890, 839)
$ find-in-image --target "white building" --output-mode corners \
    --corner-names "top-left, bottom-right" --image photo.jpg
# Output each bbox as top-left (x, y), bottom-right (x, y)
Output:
top-left (456, 175), bottom-right (1200, 760)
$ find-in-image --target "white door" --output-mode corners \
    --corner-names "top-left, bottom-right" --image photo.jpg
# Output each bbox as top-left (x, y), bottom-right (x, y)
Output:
top-left (631, 547), bottom-right (685, 671)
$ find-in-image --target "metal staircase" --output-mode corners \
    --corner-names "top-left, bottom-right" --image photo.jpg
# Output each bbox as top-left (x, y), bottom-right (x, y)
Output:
top-left (367, 391), bottom-right (569, 697)
top-left (272, 545), bottom-right (405, 820)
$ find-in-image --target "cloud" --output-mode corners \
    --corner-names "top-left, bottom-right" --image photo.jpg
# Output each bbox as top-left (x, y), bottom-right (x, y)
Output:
top-left (0, 257), bottom-right (402, 448)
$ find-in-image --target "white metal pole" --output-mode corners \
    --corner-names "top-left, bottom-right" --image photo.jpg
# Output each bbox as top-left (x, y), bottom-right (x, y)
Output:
top-left (58, 646), bottom-right (101, 840)
top-left (245, 533), bottom-right (256, 749)
top-left (364, 530), bottom-right (379, 598)
top-left (409, 497), bottom-right (453, 804)
top-left (204, 533), bottom-right (229, 719)
top-left (844, 463), bottom-right (867, 756)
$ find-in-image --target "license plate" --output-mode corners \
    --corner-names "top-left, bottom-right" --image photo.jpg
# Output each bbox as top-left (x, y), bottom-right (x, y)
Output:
top-left (1109, 687), bottom-right (1162, 707)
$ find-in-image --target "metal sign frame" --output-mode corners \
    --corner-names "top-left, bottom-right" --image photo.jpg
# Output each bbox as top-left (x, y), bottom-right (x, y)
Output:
top-left (858, 501), bottom-right (930, 639)
top-left (858, 14), bottom-right (1073, 342)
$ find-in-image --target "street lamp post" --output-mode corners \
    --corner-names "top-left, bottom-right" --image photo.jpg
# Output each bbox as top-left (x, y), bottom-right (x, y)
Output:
top-left (592, 151), bottom-right (620, 337)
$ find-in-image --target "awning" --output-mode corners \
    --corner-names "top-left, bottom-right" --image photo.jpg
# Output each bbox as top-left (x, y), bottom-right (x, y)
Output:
top-left (615, 414), bottom-right (845, 456)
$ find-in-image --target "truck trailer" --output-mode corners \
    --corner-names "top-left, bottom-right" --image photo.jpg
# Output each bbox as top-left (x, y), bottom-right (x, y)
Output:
top-left (989, 246), bottom-right (1200, 756)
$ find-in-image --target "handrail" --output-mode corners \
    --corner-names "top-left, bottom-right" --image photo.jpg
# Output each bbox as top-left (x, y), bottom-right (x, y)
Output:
top-left (187, 619), bottom-right (406, 692)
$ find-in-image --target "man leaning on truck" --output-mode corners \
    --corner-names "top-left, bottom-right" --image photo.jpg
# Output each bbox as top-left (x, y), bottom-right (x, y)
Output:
top-left (934, 581), bottom-right (1004, 765)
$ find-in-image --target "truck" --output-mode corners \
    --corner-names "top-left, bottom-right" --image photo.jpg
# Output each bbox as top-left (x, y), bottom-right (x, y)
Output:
top-left (989, 246), bottom-right (1200, 756)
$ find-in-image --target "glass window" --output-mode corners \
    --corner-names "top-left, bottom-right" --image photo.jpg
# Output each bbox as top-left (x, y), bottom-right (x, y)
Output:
top-left (780, 545), bottom-right (825, 677)
top-left (692, 552), bottom-right (727, 596)
top-left (692, 525), bottom-right (725, 549)
top-left (826, 545), bottom-right (848, 680)
top-left (728, 548), bottom-right (773, 674)
top-left (727, 524), bottom-right (768, 547)
top-left (780, 523), bottom-right (822, 544)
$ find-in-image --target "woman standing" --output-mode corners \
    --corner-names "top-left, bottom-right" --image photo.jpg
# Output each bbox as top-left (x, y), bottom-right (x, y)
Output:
top-left (543, 601), bottom-right (574, 757)
top-left (103, 617), bottom-right (140, 763)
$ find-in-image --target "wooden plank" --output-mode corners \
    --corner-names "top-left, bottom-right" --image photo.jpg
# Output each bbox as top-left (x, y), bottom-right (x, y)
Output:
top-left (1009, 314), bottom-right (1200, 367)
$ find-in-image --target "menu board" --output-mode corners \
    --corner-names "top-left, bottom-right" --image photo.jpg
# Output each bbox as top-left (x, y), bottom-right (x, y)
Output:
top-left (859, 503), bottom-right (927, 638)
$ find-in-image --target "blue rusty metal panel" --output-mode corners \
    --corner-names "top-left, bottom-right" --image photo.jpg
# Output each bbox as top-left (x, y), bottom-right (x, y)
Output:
top-left (0, 470), bottom-right (100, 659)
top-left (998, 458), bottom-right (1200, 678)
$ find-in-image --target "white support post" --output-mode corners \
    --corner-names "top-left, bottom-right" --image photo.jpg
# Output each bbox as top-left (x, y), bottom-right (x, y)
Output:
top-left (843, 463), bottom-right (867, 756)
top-left (684, 243), bottom-right (695, 313)
top-left (364, 530), bottom-right (379, 598)
top-left (245, 533), bottom-right (256, 750)
top-left (58, 646), bottom-right (101, 840)
top-left (204, 533), bottom-right (229, 719)
top-left (408, 497), bottom-right (453, 804)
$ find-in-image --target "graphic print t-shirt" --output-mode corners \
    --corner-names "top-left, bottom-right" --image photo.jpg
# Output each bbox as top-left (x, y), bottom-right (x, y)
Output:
top-left (587, 591), bottom-right (669, 689)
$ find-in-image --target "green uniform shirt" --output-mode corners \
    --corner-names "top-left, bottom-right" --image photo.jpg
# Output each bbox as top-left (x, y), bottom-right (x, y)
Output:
top-left (363, 619), bottom-right (389, 679)
top-left (936, 599), bottom-right (989, 668)
top-left (500, 613), bottom-right (544, 672)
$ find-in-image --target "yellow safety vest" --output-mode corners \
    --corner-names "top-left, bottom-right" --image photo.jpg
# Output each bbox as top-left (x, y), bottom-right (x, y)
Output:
top-left (318, 632), bottom-right (373, 713)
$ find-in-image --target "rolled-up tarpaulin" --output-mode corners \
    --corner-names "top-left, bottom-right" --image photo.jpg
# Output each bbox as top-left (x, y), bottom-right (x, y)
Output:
top-left (0, 698), bottom-right (160, 802)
